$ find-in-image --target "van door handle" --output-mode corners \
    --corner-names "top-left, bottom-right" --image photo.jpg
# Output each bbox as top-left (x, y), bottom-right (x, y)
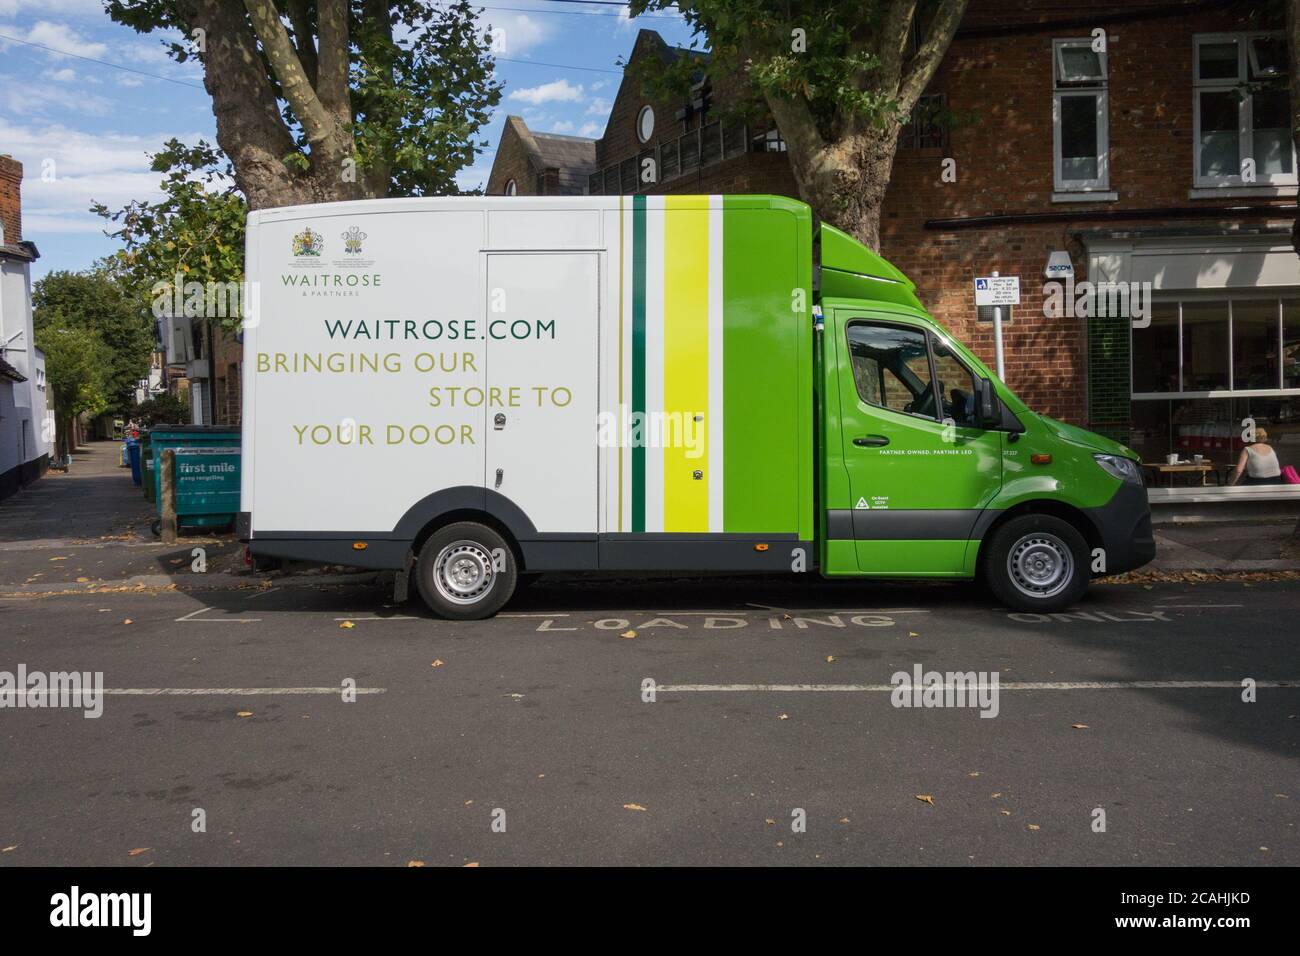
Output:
top-left (853, 435), bottom-right (890, 447)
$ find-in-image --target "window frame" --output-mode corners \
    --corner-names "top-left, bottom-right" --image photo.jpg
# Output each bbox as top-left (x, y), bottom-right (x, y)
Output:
top-left (845, 319), bottom-right (947, 425)
top-left (1052, 38), bottom-right (1110, 193)
top-left (1192, 32), bottom-right (1297, 188)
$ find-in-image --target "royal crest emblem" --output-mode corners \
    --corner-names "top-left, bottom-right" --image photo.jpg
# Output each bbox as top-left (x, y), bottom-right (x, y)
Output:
top-left (291, 227), bottom-right (324, 257)
top-left (341, 226), bottom-right (367, 256)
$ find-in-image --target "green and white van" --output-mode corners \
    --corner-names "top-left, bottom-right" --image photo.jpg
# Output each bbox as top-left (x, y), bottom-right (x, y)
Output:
top-left (240, 195), bottom-right (1154, 618)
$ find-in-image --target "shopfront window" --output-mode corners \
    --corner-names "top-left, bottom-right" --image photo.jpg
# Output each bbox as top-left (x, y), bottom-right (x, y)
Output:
top-left (1129, 293), bottom-right (1300, 465)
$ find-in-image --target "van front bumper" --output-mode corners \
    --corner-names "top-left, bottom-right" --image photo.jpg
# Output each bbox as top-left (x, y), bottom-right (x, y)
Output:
top-left (1084, 481), bottom-right (1156, 574)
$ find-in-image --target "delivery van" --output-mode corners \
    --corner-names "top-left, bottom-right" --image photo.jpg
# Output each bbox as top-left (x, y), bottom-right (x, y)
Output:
top-left (239, 195), bottom-right (1154, 619)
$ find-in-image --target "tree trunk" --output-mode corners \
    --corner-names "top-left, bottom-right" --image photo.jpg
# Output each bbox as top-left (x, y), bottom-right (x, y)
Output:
top-left (777, 118), bottom-right (903, 251)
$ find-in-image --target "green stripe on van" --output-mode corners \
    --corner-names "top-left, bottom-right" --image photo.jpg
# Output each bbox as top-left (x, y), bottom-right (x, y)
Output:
top-left (631, 195), bottom-right (647, 533)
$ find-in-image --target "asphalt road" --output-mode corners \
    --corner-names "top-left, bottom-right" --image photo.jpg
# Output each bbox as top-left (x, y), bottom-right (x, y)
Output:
top-left (0, 574), bottom-right (1295, 866)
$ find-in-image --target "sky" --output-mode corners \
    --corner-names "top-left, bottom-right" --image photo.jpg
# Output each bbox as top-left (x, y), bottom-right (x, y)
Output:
top-left (0, 0), bottom-right (695, 281)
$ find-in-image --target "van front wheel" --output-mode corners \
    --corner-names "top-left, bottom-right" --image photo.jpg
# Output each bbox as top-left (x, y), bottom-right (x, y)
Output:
top-left (982, 515), bottom-right (1090, 613)
top-left (415, 522), bottom-right (517, 620)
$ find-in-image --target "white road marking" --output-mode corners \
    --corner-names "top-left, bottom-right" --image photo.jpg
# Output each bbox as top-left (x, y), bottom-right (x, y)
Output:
top-left (658, 680), bottom-right (1299, 693)
top-left (500, 612), bottom-right (570, 618)
top-left (245, 587), bottom-right (281, 600)
top-left (1153, 604), bottom-right (1244, 609)
top-left (745, 603), bottom-right (931, 614)
top-left (175, 607), bottom-right (261, 623)
top-left (14, 687), bottom-right (385, 696)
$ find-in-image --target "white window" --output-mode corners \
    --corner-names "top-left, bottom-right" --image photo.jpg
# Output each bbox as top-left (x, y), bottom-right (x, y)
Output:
top-left (504, 178), bottom-right (517, 196)
top-left (1193, 33), bottom-right (1296, 188)
top-left (1052, 38), bottom-right (1109, 192)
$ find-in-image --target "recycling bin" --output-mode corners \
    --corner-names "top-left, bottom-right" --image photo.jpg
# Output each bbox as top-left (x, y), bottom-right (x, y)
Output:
top-left (148, 425), bottom-right (241, 534)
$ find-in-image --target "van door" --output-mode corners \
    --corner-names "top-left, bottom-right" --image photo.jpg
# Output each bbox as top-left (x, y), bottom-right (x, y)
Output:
top-left (484, 253), bottom-right (599, 533)
top-left (831, 311), bottom-right (1001, 574)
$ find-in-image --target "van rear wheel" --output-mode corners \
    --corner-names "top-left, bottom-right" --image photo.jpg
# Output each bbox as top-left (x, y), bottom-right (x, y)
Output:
top-left (982, 514), bottom-right (1089, 613)
top-left (415, 522), bottom-right (517, 620)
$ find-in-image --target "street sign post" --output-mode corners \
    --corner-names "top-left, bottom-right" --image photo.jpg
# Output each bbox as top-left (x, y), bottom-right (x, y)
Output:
top-left (974, 274), bottom-right (1020, 381)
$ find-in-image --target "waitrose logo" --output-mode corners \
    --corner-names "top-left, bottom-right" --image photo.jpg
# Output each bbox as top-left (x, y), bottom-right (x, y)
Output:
top-left (281, 273), bottom-right (381, 288)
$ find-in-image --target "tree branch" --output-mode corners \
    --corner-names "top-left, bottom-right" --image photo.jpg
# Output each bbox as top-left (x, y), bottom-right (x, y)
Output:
top-left (316, 0), bottom-right (350, 124)
top-left (876, 0), bottom-right (919, 93)
top-left (896, 0), bottom-right (967, 112)
top-left (284, 0), bottom-right (318, 88)
top-left (242, 0), bottom-right (345, 163)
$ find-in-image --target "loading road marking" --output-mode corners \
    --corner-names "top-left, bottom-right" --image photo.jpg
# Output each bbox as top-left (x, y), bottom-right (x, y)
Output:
top-left (657, 680), bottom-right (1299, 693)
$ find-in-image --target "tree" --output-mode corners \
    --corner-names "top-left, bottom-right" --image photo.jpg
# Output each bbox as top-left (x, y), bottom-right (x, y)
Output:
top-left (105, 1), bottom-right (501, 209)
top-left (34, 327), bottom-right (112, 459)
top-left (632, 0), bottom-right (967, 249)
top-left (93, 140), bottom-right (247, 333)
top-left (33, 268), bottom-right (154, 415)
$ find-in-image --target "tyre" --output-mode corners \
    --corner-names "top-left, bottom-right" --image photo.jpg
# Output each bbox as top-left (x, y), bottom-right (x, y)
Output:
top-left (414, 522), bottom-right (517, 620)
top-left (150, 518), bottom-right (161, 537)
top-left (981, 514), bottom-right (1090, 613)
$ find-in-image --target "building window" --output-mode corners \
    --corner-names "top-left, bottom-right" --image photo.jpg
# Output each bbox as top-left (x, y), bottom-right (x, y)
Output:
top-left (504, 179), bottom-right (517, 196)
top-left (1193, 33), bottom-right (1296, 187)
top-left (901, 94), bottom-right (948, 150)
top-left (637, 105), bottom-right (655, 144)
top-left (1052, 38), bottom-right (1108, 192)
top-left (752, 128), bottom-right (786, 153)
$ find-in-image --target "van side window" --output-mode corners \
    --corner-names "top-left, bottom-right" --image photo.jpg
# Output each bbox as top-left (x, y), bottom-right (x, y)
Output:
top-left (846, 323), bottom-right (938, 420)
top-left (931, 337), bottom-right (980, 427)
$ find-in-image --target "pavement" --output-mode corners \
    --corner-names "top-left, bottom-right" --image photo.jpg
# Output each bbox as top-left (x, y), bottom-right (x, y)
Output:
top-left (0, 441), bottom-right (1295, 866)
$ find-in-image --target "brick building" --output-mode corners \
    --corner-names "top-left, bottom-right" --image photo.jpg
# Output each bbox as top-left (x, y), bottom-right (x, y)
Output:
top-left (487, 2), bottom-right (1300, 472)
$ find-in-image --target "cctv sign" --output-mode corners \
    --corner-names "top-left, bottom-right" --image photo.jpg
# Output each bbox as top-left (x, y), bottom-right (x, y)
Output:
top-left (973, 276), bottom-right (1020, 307)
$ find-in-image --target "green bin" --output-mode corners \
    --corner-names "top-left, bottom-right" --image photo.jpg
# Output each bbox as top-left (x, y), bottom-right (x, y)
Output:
top-left (149, 425), bottom-right (241, 532)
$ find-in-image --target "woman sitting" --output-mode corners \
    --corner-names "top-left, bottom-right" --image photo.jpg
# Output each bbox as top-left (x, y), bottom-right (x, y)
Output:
top-left (1228, 427), bottom-right (1282, 486)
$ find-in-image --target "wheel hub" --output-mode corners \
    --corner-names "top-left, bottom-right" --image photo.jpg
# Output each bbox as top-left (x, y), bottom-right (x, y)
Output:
top-left (433, 540), bottom-right (495, 605)
top-left (1007, 533), bottom-right (1073, 599)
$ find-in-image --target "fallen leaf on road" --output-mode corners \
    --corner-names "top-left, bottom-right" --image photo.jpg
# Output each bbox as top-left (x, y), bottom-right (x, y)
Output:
top-left (170, 558), bottom-right (184, 566)
top-left (992, 792), bottom-right (1003, 798)
top-left (339, 621), bottom-right (355, 629)
top-left (431, 659), bottom-right (444, 668)
top-left (838, 818), bottom-right (850, 824)
top-left (503, 693), bottom-right (524, 699)
top-left (49, 557), bottom-right (67, 562)
top-left (463, 862), bottom-right (480, 867)
top-left (623, 803), bottom-right (647, 812)
top-left (236, 711), bottom-right (253, 718)
top-left (765, 818), bottom-right (776, 826)
top-left (122, 619), bottom-right (133, 625)
top-left (76, 577), bottom-right (88, 583)
top-left (825, 655), bottom-right (835, 663)
top-left (968, 772), bottom-right (981, 777)
top-left (1027, 824), bottom-right (1041, 831)
top-left (778, 713), bottom-right (789, 720)
top-left (620, 630), bottom-right (636, 639)
top-left (916, 794), bottom-right (935, 806)
top-left (1000, 810), bottom-right (1011, 816)
top-left (908, 631), bottom-right (919, 638)
top-left (128, 848), bottom-right (150, 857)
top-left (407, 860), bottom-right (425, 867)
top-left (1071, 723), bottom-right (1089, 730)
top-left (464, 800), bottom-right (474, 806)
top-left (1, 845), bottom-right (16, 852)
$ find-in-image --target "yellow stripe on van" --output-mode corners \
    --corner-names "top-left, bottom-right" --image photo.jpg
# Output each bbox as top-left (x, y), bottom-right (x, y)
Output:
top-left (662, 197), bottom-right (710, 532)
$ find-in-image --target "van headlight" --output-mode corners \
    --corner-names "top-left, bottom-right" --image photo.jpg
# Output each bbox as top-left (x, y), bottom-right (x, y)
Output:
top-left (1093, 454), bottom-right (1142, 485)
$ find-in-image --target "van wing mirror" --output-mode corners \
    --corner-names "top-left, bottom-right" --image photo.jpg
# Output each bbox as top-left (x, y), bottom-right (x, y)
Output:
top-left (977, 378), bottom-right (1000, 428)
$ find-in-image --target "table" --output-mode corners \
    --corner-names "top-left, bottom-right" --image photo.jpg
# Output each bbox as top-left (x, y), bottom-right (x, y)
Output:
top-left (1141, 461), bottom-right (1217, 487)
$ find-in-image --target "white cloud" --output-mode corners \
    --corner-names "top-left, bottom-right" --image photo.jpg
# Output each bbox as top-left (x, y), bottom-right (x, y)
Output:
top-left (19, 20), bottom-right (108, 58)
top-left (0, 1), bottom-right (108, 15)
top-left (43, 67), bottom-right (76, 82)
top-left (2, 79), bottom-right (112, 116)
top-left (509, 79), bottom-right (583, 105)
top-left (550, 120), bottom-right (575, 134)
top-left (578, 121), bottom-right (603, 138)
top-left (478, 11), bottom-right (551, 56)
top-left (0, 118), bottom-right (205, 236)
top-left (586, 97), bottom-right (610, 116)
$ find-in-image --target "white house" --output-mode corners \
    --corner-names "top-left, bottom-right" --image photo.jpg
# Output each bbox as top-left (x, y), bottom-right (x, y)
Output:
top-left (0, 153), bottom-right (51, 501)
